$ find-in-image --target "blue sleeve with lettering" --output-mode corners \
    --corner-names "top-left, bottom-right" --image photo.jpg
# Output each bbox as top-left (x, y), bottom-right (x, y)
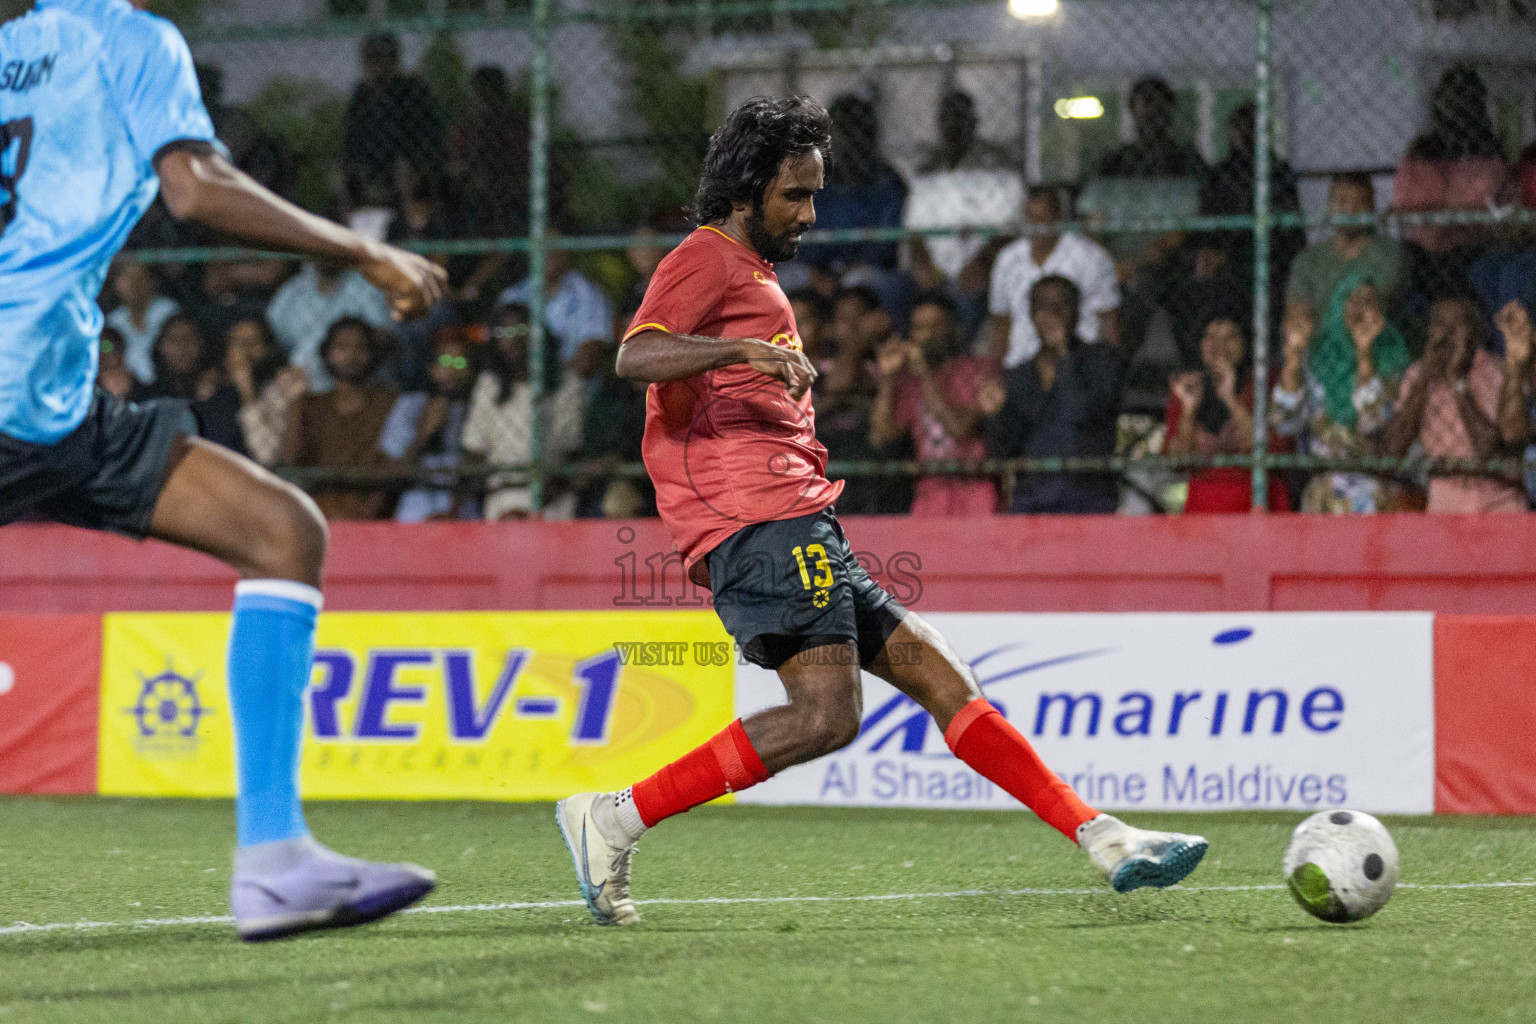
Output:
top-left (0, 1), bottom-right (218, 443)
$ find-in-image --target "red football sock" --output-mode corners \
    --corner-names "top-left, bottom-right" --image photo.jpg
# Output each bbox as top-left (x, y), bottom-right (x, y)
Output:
top-left (945, 699), bottom-right (1098, 841)
top-left (631, 719), bottom-right (771, 828)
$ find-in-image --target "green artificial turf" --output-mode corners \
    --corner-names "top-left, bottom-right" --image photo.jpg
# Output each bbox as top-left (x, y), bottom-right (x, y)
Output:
top-left (0, 799), bottom-right (1533, 1023)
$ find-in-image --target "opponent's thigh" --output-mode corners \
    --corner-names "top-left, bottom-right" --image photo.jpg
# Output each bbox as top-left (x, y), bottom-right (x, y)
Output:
top-left (148, 437), bottom-right (328, 586)
top-left (865, 612), bottom-right (982, 732)
top-left (741, 642), bottom-right (863, 773)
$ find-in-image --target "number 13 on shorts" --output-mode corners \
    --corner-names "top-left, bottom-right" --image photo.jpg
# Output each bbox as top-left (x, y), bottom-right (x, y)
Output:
top-left (791, 544), bottom-right (834, 590)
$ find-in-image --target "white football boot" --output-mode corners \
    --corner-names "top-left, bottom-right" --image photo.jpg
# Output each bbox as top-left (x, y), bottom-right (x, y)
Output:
top-left (555, 793), bottom-right (640, 926)
top-left (1078, 814), bottom-right (1208, 892)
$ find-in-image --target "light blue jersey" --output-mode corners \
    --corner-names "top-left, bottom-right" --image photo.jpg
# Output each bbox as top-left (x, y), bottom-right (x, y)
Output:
top-left (0, 0), bottom-right (216, 443)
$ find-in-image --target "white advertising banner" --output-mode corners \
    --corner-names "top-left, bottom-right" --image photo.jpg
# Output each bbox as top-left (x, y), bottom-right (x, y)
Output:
top-left (735, 613), bottom-right (1435, 814)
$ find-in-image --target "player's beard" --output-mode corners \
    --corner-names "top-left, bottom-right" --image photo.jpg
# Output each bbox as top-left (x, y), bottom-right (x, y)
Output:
top-left (744, 206), bottom-right (804, 264)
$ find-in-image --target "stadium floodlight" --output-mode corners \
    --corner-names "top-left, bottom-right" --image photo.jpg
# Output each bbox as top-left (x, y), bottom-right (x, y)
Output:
top-left (1054, 96), bottom-right (1105, 120)
top-left (1008, 0), bottom-right (1060, 18)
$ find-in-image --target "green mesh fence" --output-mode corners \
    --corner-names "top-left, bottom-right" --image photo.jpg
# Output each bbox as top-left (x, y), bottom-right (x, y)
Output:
top-left (107, 0), bottom-right (1536, 519)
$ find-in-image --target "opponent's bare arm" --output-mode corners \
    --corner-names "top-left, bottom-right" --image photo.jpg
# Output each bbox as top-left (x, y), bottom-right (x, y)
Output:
top-left (617, 329), bottom-right (818, 399)
top-left (156, 147), bottom-right (446, 321)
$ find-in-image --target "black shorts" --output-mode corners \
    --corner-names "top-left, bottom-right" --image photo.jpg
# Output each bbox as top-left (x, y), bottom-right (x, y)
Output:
top-left (707, 506), bottom-right (908, 670)
top-left (0, 391), bottom-right (196, 539)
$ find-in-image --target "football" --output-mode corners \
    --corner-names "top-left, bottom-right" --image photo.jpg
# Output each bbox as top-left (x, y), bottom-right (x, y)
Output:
top-left (1283, 810), bottom-right (1400, 923)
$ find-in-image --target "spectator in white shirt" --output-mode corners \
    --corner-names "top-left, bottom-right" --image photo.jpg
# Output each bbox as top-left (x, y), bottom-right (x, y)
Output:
top-left (904, 90), bottom-right (1024, 284)
top-left (495, 246), bottom-right (612, 384)
top-left (105, 258), bottom-right (179, 384)
top-left (983, 187), bottom-right (1121, 368)
top-left (265, 262), bottom-right (394, 392)
top-left (461, 303), bottom-right (585, 520)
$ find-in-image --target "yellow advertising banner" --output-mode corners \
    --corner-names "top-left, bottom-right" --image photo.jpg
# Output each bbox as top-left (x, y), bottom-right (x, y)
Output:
top-left (99, 612), bottom-right (735, 800)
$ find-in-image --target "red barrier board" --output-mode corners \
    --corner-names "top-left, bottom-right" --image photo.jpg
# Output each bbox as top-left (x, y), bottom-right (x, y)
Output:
top-left (10, 514), bottom-right (1536, 615)
top-left (0, 615), bottom-right (101, 794)
top-left (1434, 616), bottom-right (1536, 815)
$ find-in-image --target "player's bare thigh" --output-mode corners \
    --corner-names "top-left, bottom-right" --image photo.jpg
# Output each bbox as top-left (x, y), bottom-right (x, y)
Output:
top-left (741, 641), bottom-right (863, 774)
top-left (865, 613), bottom-right (982, 733)
top-left (148, 436), bottom-right (328, 586)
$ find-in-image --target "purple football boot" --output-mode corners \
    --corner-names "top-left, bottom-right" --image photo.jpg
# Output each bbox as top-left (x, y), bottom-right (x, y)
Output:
top-left (231, 838), bottom-right (436, 942)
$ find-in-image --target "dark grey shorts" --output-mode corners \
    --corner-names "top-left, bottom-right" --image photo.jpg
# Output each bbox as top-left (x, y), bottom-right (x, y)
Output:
top-left (0, 390), bottom-right (197, 539)
top-left (707, 506), bottom-right (908, 670)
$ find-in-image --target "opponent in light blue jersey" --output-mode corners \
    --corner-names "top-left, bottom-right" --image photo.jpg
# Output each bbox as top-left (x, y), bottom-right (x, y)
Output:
top-left (0, 0), bottom-right (216, 442)
top-left (0, 0), bottom-right (448, 942)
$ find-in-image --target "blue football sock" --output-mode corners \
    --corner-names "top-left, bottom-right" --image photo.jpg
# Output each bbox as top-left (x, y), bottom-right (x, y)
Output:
top-left (228, 579), bottom-right (322, 848)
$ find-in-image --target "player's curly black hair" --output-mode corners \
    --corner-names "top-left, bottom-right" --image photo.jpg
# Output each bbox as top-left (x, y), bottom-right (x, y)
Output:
top-left (690, 96), bottom-right (833, 226)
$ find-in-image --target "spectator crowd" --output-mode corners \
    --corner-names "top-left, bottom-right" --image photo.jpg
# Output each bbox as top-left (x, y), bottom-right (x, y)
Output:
top-left (105, 40), bottom-right (1536, 520)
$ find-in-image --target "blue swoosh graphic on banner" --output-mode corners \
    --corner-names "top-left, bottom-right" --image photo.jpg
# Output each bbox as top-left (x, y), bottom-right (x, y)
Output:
top-left (855, 644), bottom-right (1117, 757)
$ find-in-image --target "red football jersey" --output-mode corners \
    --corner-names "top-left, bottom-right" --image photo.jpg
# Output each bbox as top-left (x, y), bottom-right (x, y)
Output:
top-left (623, 226), bottom-right (843, 584)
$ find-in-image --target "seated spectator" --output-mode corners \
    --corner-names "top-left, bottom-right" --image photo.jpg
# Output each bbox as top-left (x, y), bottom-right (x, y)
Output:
top-left (1493, 301), bottom-right (1536, 503)
top-left (343, 32), bottom-right (445, 208)
top-left (383, 297), bottom-right (459, 395)
top-left (573, 346), bottom-right (652, 520)
top-left (132, 314), bottom-right (220, 404)
top-left (224, 318), bottom-right (307, 467)
top-left (106, 259), bottom-right (179, 383)
top-left (623, 219), bottom-right (676, 314)
top-left (190, 260), bottom-right (282, 348)
top-left (1161, 241), bottom-right (1248, 373)
top-left (197, 62), bottom-right (294, 198)
top-left (982, 276), bottom-right (1122, 514)
top-left (1273, 275), bottom-right (1413, 513)
top-left (461, 304), bottom-right (585, 520)
top-left (97, 327), bottom-right (136, 399)
top-left (1394, 64), bottom-right (1507, 259)
top-left (789, 289), bottom-right (834, 373)
top-left (195, 318), bottom-right (297, 461)
top-left (1511, 86), bottom-right (1536, 210)
top-left (985, 187), bottom-right (1121, 368)
top-left (132, 314), bottom-right (248, 454)
top-left (905, 90), bottom-right (1022, 280)
top-left (1095, 77), bottom-right (1205, 179)
top-left (800, 94), bottom-right (907, 277)
top-left (919, 89), bottom-right (1015, 174)
top-left (1082, 78), bottom-right (1204, 363)
top-left (495, 245), bottom-right (612, 384)
top-left (279, 318), bottom-right (400, 520)
top-left (1199, 101), bottom-right (1305, 300)
top-left (267, 261), bottom-right (393, 392)
top-left (380, 328), bottom-right (481, 522)
top-left (390, 174), bottom-right (452, 246)
top-left (1165, 303), bottom-right (1290, 513)
top-left (822, 286), bottom-right (888, 399)
top-left (1469, 248), bottom-right (1536, 356)
top-left (803, 288), bottom-right (915, 515)
top-left (448, 65), bottom-right (578, 307)
top-left (450, 65), bottom-right (530, 238)
top-left (347, 178), bottom-right (400, 244)
top-left (1285, 173), bottom-right (1407, 339)
top-left (870, 293), bottom-right (998, 516)
top-left (1383, 295), bottom-right (1525, 513)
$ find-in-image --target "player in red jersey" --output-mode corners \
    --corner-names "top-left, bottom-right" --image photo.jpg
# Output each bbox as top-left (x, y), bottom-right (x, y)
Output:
top-left (556, 97), bottom-right (1206, 925)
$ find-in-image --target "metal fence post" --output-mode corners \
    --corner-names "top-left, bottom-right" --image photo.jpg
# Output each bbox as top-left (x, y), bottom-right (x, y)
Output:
top-left (1250, 0), bottom-right (1274, 512)
top-left (528, 0), bottom-right (551, 514)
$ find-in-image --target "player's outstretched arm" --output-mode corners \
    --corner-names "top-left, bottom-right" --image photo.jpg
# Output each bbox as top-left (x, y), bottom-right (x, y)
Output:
top-left (156, 147), bottom-right (446, 321)
top-left (618, 330), bottom-right (818, 399)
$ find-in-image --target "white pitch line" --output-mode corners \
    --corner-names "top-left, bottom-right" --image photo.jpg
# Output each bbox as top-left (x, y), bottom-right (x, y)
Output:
top-left (3, 880), bottom-right (1533, 938)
